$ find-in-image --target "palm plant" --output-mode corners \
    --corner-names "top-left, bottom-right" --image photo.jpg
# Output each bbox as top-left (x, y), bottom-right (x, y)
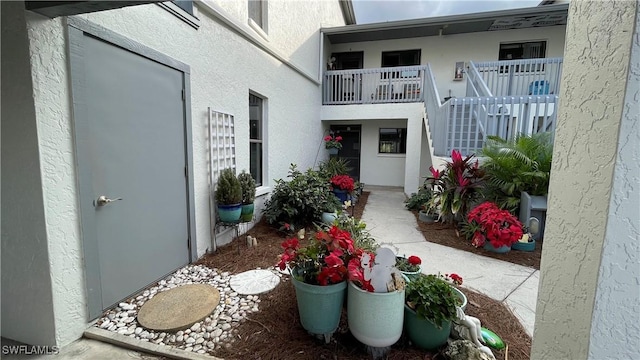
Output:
top-left (480, 133), bottom-right (553, 213)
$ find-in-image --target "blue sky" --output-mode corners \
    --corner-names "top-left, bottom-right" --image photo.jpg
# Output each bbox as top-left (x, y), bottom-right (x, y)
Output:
top-left (352, 0), bottom-right (542, 23)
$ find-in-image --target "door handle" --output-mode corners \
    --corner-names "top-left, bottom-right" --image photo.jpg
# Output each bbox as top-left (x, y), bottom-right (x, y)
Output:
top-left (96, 195), bottom-right (123, 207)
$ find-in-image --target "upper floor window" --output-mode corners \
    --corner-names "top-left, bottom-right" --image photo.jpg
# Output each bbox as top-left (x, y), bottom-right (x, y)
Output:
top-left (499, 41), bottom-right (546, 60)
top-left (381, 50), bottom-right (421, 78)
top-left (249, 0), bottom-right (268, 33)
top-left (173, 0), bottom-right (194, 16)
top-left (379, 128), bottom-right (407, 154)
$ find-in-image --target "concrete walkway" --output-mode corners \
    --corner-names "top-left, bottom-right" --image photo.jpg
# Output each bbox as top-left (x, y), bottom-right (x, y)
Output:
top-left (362, 186), bottom-right (539, 336)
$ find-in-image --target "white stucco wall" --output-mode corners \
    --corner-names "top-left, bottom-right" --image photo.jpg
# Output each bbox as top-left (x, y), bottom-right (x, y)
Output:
top-left (531, 1), bottom-right (637, 359)
top-left (588, 7), bottom-right (640, 359)
top-left (1, 1), bottom-right (58, 346)
top-left (329, 25), bottom-right (566, 99)
top-left (322, 103), bottom-right (424, 194)
top-left (17, 0), bottom-right (345, 346)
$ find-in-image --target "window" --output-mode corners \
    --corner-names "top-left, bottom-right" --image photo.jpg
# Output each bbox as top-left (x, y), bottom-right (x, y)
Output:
top-left (173, 1), bottom-right (194, 16)
top-left (249, 93), bottom-right (264, 186)
top-left (379, 128), bottom-right (407, 154)
top-left (499, 41), bottom-right (546, 60)
top-left (248, 0), bottom-right (267, 32)
top-left (381, 50), bottom-right (421, 78)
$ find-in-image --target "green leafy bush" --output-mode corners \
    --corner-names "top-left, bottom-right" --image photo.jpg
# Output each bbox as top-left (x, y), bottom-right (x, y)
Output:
top-left (215, 168), bottom-right (242, 205)
top-left (405, 188), bottom-right (433, 211)
top-left (480, 133), bottom-right (553, 213)
top-left (405, 274), bottom-right (459, 328)
top-left (318, 158), bottom-right (353, 180)
top-left (264, 164), bottom-right (335, 228)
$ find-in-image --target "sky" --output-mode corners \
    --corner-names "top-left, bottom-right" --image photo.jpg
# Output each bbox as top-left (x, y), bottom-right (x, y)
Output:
top-left (352, 0), bottom-right (543, 24)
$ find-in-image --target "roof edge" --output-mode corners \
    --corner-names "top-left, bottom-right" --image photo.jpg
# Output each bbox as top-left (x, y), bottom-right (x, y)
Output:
top-left (339, 0), bottom-right (356, 25)
top-left (324, 2), bottom-right (568, 34)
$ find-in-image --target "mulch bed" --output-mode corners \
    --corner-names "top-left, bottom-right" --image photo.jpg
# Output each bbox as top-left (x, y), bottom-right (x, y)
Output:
top-left (194, 192), bottom-right (532, 359)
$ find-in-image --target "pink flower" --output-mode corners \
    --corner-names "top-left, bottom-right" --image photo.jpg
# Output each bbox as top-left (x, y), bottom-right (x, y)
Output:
top-left (429, 166), bottom-right (441, 179)
top-left (335, 136), bottom-right (342, 141)
top-left (451, 149), bottom-right (463, 163)
top-left (324, 135), bottom-right (332, 142)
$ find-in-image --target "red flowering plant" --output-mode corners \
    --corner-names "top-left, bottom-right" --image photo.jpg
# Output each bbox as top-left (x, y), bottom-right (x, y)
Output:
top-left (324, 134), bottom-right (343, 150)
top-left (277, 225), bottom-right (357, 285)
top-left (347, 249), bottom-right (376, 292)
top-left (330, 175), bottom-right (355, 193)
top-left (462, 201), bottom-right (524, 248)
top-left (425, 149), bottom-right (484, 224)
top-left (396, 255), bottom-right (422, 273)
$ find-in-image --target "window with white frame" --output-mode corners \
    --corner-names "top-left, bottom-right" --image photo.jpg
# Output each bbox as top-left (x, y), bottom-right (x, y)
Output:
top-left (379, 128), bottom-right (407, 154)
top-left (249, 93), bottom-right (265, 186)
top-left (248, 0), bottom-right (267, 33)
top-left (499, 41), bottom-right (546, 60)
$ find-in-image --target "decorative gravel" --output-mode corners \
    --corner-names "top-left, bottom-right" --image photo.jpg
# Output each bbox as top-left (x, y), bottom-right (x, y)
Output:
top-left (94, 264), bottom-right (282, 354)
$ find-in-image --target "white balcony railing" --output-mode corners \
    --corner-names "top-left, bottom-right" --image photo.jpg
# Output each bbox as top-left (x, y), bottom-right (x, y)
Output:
top-left (323, 66), bottom-right (426, 105)
top-left (471, 57), bottom-right (563, 97)
top-left (446, 95), bottom-right (559, 156)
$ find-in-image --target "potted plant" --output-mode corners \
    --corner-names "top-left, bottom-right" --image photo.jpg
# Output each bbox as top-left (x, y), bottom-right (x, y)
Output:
top-left (323, 134), bottom-right (342, 155)
top-left (396, 255), bottom-right (422, 280)
top-left (215, 168), bottom-right (243, 222)
top-left (404, 273), bottom-right (466, 350)
top-left (237, 170), bottom-right (256, 222)
top-left (320, 191), bottom-right (342, 225)
top-left (461, 201), bottom-right (524, 253)
top-left (425, 150), bottom-right (484, 224)
top-left (277, 226), bottom-right (357, 342)
top-left (347, 247), bottom-right (406, 348)
top-left (330, 174), bottom-right (354, 204)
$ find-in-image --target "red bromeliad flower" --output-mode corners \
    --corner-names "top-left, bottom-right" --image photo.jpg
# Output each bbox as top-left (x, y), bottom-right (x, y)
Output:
top-left (330, 175), bottom-right (355, 192)
top-left (429, 166), bottom-right (441, 180)
top-left (408, 255), bottom-right (422, 265)
top-left (451, 149), bottom-right (463, 164)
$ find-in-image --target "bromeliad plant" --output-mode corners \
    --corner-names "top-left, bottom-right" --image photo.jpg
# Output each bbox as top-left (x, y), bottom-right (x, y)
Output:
top-left (462, 201), bottom-right (524, 248)
top-left (278, 225), bottom-right (357, 286)
top-left (425, 149), bottom-right (484, 224)
top-left (330, 174), bottom-right (355, 193)
top-left (324, 134), bottom-right (343, 150)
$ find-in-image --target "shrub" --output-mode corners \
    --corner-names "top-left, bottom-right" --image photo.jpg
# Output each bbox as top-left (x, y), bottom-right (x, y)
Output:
top-left (405, 188), bottom-right (433, 211)
top-left (425, 150), bottom-right (484, 224)
top-left (461, 201), bottom-right (524, 248)
top-left (480, 133), bottom-right (553, 213)
top-left (215, 168), bottom-right (242, 205)
top-left (237, 170), bottom-right (256, 204)
top-left (264, 164), bottom-right (334, 228)
top-left (405, 274), bottom-right (459, 328)
top-left (318, 158), bottom-right (353, 180)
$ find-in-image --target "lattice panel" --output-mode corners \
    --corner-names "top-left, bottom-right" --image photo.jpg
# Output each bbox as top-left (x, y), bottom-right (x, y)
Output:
top-left (208, 108), bottom-right (236, 186)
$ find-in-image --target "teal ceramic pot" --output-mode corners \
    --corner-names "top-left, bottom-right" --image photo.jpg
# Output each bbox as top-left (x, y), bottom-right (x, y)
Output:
top-left (291, 269), bottom-right (346, 336)
top-left (217, 203), bottom-right (242, 222)
top-left (511, 240), bottom-right (536, 252)
top-left (347, 281), bottom-right (405, 347)
top-left (404, 305), bottom-right (452, 350)
top-left (321, 212), bottom-right (338, 225)
top-left (483, 242), bottom-right (511, 253)
top-left (240, 203), bottom-right (255, 222)
top-left (327, 148), bottom-right (339, 155)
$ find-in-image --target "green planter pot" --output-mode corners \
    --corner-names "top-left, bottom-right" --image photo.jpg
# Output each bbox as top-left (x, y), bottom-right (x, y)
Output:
top-left (347, 281), bottom-right (405, 347)
top-left (404, 305), bottom-right (452, 350)
top-left (327, 148), bottom-right (339, 155)
top-left (512, 240), bottom-right (536, 252)
top-left (321, 212), bottom-right (337, 225)
top-left (403, 286), bottom-right (467, 350)
top-left (240, 203), bottom-right (255, 222)
top-left (217, 203), bottom-right (242, 222)
top-left (291, 269), bottom-right (346, 338)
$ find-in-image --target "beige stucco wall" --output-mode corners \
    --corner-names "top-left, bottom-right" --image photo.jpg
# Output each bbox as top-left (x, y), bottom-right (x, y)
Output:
top-left (531, 1), bottom-right (637, 359)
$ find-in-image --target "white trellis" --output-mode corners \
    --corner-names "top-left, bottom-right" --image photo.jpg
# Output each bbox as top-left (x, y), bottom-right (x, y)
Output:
top-left (208, 108), bottom-right (236, 250)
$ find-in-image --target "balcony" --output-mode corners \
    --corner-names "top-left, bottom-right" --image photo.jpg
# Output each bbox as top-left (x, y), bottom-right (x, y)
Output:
top-left (323, 66), bottom-right (426, 105)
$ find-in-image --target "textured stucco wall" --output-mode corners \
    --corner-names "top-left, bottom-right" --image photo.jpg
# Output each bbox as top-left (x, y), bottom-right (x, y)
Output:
top-left (531, 1), bottom-right (637, 359)
top-left (329, 25), bottom-right (566, 99)
top-left (588, 7), bottom-right (640, 359)
top-left (321, 103), bottom-right (424, 194)
top-left (21, 1), bottom-right (345, 346)
top-left (0, 1), bottom-right (58, 346)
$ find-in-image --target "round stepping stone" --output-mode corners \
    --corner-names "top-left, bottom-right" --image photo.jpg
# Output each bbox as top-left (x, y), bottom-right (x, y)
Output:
top-left (137, 284), bottom-right (219, 332)
top-left (229, 269), bottom-right (280, 295)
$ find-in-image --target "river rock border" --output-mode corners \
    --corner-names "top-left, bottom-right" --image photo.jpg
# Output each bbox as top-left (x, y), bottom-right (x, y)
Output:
top-left (94, 264), bottom-right (282, 355)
